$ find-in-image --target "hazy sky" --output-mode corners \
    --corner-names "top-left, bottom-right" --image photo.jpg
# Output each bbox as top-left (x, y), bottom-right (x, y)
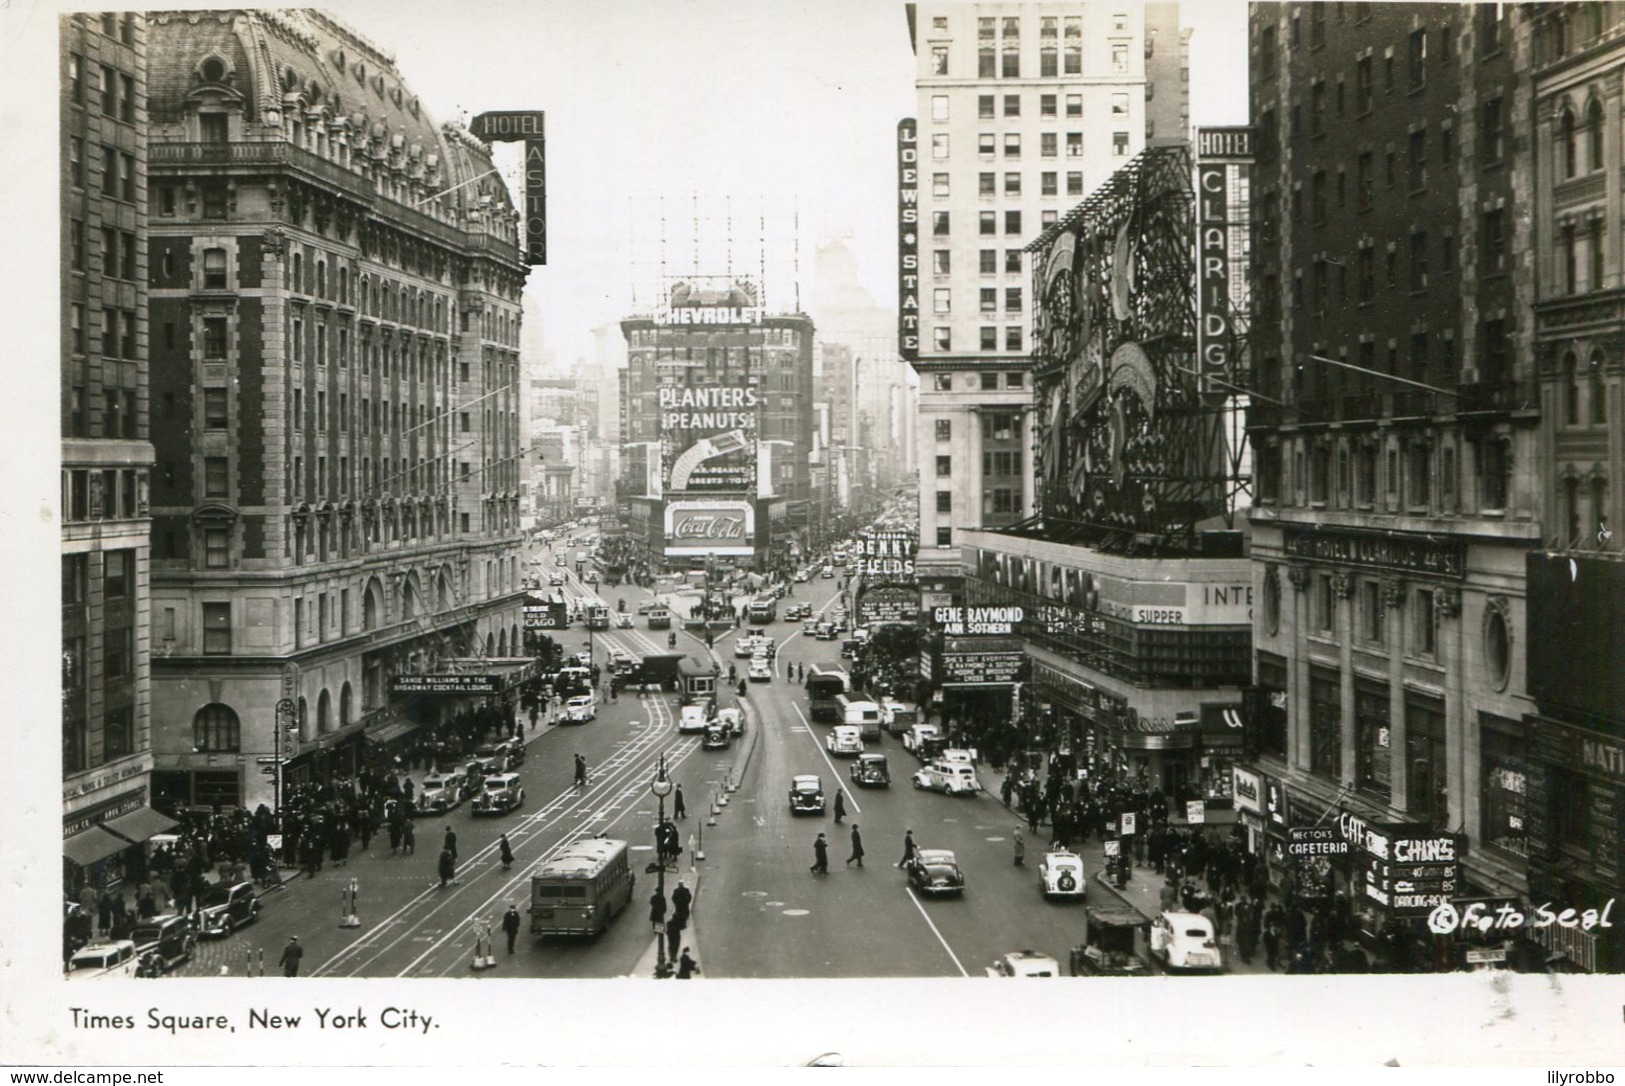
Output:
top-left (330, 0), bottom-right (1249, 369)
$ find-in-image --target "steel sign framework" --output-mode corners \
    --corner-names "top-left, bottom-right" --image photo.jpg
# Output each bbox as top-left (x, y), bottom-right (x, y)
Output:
top-left (1027, 144), bottom-right (1249, 553)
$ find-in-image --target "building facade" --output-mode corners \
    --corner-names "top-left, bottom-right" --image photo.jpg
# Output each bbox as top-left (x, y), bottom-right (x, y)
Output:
top-left (620, 281), bottom-right (815, 573)
top-left (62, 11), bottom-right (166, 888)
top-left (905, 2), bottom-right (1190, 585)
top-left (1244, 3), bottom-right (1541, 940)
top-left (141, 8), bottom-right (527, 812)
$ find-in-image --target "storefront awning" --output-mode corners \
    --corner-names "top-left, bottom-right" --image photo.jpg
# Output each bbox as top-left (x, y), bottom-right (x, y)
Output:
top-left (63, 826), bottom-right (131, 866)
top-left (367, 720), bottom-right (420, 745)
top-left (101, 806), bottom-right (180, 845)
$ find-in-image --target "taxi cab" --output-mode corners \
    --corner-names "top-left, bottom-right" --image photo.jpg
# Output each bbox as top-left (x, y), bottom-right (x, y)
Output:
top-left (1151, 911), bottom-right (1225, 973)
top-left (1039, 851), bottom-right (1087, 900)
top-left (986, 950), bottom-right (1061, 978)
top-left (825, 725), bottom-right (863, 757)
top-left (471, 772), bottom-right (525, 816)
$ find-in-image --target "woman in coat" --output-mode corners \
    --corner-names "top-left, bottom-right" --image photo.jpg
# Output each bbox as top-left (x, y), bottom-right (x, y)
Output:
top-left (437, 847), bottom-right (457, 888)
top-left (498, 833), bottom-right (514, 870)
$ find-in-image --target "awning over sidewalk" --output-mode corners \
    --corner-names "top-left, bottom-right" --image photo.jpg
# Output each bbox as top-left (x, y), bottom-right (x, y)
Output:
top-left (63, 826), bottom-right (131, 866)
top-left (367, 720), bottom-right (420, 745)
top-left (101, 805), bottom-right (180, 845)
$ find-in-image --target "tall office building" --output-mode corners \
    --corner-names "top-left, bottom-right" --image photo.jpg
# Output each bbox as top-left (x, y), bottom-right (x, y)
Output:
top-left (62, 11), bottom-right (165, 887)
top-left (140, 8), bottom-right (527, 811)
top-left (905, 2), bottom-right (1189, 596)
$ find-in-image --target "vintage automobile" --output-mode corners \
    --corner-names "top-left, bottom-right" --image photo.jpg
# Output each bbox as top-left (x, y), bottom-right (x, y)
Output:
top-left (66, 939), bottom-right (138, 979)
top-left (131, 913), bottom-right (197, 972)
top-left (1150, 910), bottom-right (1225, 973)
top-left (1070, 905), bottom-right (1154, 976)
top-left (716, 707), bottom-right (744, 737)
top-left (494, 738), bottom-right (525, 768)
top-left (1039, 851), bottom-right (1087, 901)
top-left (803, 618), bottom-right (820, 635)
top-left (561, 694), bottom-right (597, 723)
top-left (417, 770), bottom-right (464, 814)
top-left (839, 638), bottom-right (860, 659)
top-left (794, 569), bottom-right (810, 582)
top-left (825, 724), bottom-right (864, 757)
top-left (472, 772), bottom-right (526, 816)
top-left (471, 741), bottom-right (516, 773)
top-left (905, 848), bottom-right (966, 896)
top-left (584, 571), bottom-right (599, 585)
top-left (850, 752), bottom-right (891, 787)
top-left (702, 725), bottom-right (731, 750)
top-left (734, 636), bottom-right (759, 658)
top-left (820, 566), bottom-right (835, 578)
top-left (549, 572), bottom-right (565, 585)
top-left (902, 723), bottom-right (943, 756)
top-left (986, 950), bottom-right (1061, 978)
top-left (677, 703), bottom-right (711, 734)
top-left (912, 760), bottom-right (981, 796)
top-left (196, 881), bottom-right (261, 938)
top-left (614, 613), bottom-right (633, 629)
top-left (788, 774), bottom-right (826, 815)
top-left (748, 657), bottom-right (773, 682)
top-left (940, 748), bottom-right (975, 765)
top-left (814, 622), bottom-right (836, 640)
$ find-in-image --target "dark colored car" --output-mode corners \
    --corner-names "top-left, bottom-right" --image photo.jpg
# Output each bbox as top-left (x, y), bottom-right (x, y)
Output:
top-left (788, 774), bottom-right (826, 815)
top-left (131, 914), bottom-right (197, 971)
top-left (850, 753), bottom-right (891, 788)
top-left (197, 881), bottom-right (261, 938)
top-left (702, 726), bottom-right (731, 750)
top-left (905, 849), bottom-right (966, 897)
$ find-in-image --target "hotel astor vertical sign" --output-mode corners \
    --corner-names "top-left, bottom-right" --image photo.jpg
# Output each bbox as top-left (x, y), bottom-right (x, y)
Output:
top-left (471, 111), bottom-right (547, 266)
top-left (897, 119), bottom-right (919, 361)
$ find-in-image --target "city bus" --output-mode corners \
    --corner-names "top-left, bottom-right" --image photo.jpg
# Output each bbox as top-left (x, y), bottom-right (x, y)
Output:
top-left (748, 596), bottom-right (777, 623)
top-left (806, 665), bottom-right (849, 723)
top-left (582, 598), bottom-right (611, 630)
top-left (528, 837), bottom-right (635, 937)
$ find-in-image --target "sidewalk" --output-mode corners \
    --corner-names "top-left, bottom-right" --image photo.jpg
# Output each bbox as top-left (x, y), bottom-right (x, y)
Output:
top-left (627, 869), bottom-right (702, 979)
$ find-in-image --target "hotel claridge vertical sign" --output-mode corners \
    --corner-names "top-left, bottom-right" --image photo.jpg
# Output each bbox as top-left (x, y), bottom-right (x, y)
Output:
top-left (471, 111), bottom-right (547, 265)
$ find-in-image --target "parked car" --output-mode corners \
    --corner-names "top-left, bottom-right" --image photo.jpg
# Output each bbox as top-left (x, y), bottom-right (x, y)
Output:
top-left (1150, 911), bottom-right (1225, 973)
top-left (471, 772), bottom-right (525, 816)
top-left (748, 658), bottom-right (773, 682)
top-left (702, 725), bottom-right (731, 750)
top-left (904, 848), bottom-right (965, 896)
top-left (788, 775), bottom-right (826, 815)
top-left (913, 760), bottom-right (980, 796)
top-left (850, 752), bottom-right (891, 787)
top-left (131, 914), bottom-right (197, 972)
top-left (717, 707), bottom-right (744, 737)
top-left (902, 724), bottom-right (943, 756)
top-left (561, 695), bottom-right (597, 723)
top-left (840, 638), bottom-right (860, 659)
top-left (196, 881), bottom-right (261, 938)
top-left (986, 950), bottom-right (1061, 978)
top-left (940, 748), bottom-right (976, 765)
top-left (417, 770), bottom-right (463, 814)
top-left (66, 939), bottom-right (138, 979)
top-left (1039, 851), bottom-right (1087, 901)
top-left (825, 724), bottom-right (864, 756)
top-left (678, 703), bottom-right (710, 734)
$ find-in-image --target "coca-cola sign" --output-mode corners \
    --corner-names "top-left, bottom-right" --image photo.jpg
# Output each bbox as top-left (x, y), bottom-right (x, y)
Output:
top-left (664, 499), bottom-right (756, 558)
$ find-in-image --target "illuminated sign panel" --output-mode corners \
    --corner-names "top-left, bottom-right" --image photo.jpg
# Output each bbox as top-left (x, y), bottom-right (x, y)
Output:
top-left (897, 118), bottom-right (920, 361)
top-left (659, 383), bottom-right (759, 494)
top-left (664, 499), bottom-right (755, 557)
top-left (470, 111), bottom-right (546, 265)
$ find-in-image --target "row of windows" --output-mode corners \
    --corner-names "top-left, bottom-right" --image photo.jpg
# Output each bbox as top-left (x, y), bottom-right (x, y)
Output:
top-left (928, 16), bottom-right (1124, 80)
top-left (927, 327), bottom-right (1024, 353)
top-left (61, 468), bottom-right (143, 522)
top-left (931, 91), bottom-right (1131, 124)
top-left (61, 550), bottom-right (135, 607)
top-left (930, 209), bottom-right (1059, 237)
top-left (928, 171), bottom-right (1086, 200)
top-left (63, 303), bottom-right (138, 361)
top-left (66, 52), bottom-right (137, 124)
top-left (929, 372), bottom-right (1025, 393)
top-left (929, 249), bottom-right (1026, 277)
top-left (929, 131), bottom-right (1132, 160)
top-left (931, 449), bottom-right (1025, 478)
top-left (1257, 433), bottom-right (1510, 515)
top-left (931, 287), bottom-right (1023, 314)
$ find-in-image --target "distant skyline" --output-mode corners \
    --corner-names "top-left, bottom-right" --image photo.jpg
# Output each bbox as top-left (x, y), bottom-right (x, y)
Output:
top-left (330, 0), bottom-right (1249, 368)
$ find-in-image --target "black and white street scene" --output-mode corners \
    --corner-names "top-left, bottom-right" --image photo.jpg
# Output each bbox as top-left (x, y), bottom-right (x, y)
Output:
top-left (18, 0), bottom-right (1625, 1069)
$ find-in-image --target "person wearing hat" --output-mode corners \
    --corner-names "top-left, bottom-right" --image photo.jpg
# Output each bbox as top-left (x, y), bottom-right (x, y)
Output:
top-left (501, 903), bottom-right (522, 954)
top-left (846, 824), bottom-right (865, 867)
top-left (810, 832), bottom-right (829, 875)
top-left (897, 829), bottom-right (916, 869)
top-left (278, 935), bottom-right (304, 977)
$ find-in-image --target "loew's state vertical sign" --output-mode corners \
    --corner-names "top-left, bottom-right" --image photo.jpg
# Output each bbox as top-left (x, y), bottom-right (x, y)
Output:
top-left (897, 118), bottom-right (919, 362)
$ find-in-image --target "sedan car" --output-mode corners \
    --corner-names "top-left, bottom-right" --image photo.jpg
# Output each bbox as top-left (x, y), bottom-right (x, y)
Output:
top-left (702, 725), bottom-right (731, 750)
top-left (826, 725), bottom-right (863, 756)
top-left (1151, 911), bottom-right (1225, 973)
top-left (196, 881), bottom-right (261, 938)
top-left (717, 707), bottom-right (744, 737)
top-left (794, 570), bottom-right (810, 583)
top-left (131, 914), bottom-right (197, 972)
top-left (821, 566), bottom-right (835, 579)
top-left (1039, 851), bottom-right (1087, 901)
top-left (802, 618), bottom-right (820, 635)
top-left (637, 600), bottom-right (656, 615)
top-left (66, 939), bottom-right (138, 979)
top-left (614, 613), bottom-right (633, 629)
top-left (788, 775), bottom-right (826, 815)
top-left (471, 772), bottom-right (525, 816)
top-left (748, 658), bottom-right (773, 682)
top-left (905, 849), bottom-right (966, 896)
top-left (986, 950), bottom-right (1061, 978)
top-left (849, 752), bottom-right (891, 787)
top-left (561, 695), bottom-right (597, 723)
top-left (734, 637), bottom-right (758, 659)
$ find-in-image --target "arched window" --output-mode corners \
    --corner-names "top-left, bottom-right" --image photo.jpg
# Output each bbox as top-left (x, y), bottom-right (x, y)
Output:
top-left (1562, 108), bottom-right (1578, 179)
top-left (497, 629), bottom-right (508, 656)
top-left (1566, 352), bottom-right (1581, 424)
top-left (316, 259), bottom-right (326, 298)
top-left (297, 695), bottom-right (308, 739)
top-left (340, 681), bottom-right (353, 726)
top-left (363, 576), bottom-right (383, 630)
top-left (291, 252), bottom-right (303, 294)
top-left (1588, 98), bottom-right (1605, 170)
top-left (317, 688), bottom-right (332, 734)
top-left (338, 266), bottom-right (349, 305)
top-left (1591, 352), bottom-right (1608, 425)
top-left (192, 703), bottom-right (240, 752)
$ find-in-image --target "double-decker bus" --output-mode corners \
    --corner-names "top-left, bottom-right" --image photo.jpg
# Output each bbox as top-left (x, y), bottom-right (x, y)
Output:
top-left (748, 596), bottom-right (777, 623)
top-left (806, 665), bottom-right (849, 723)
top-left (582, 598), bottom-right (611, 630)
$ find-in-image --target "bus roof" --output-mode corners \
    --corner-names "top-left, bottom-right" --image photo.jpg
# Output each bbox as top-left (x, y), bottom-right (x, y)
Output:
top-left (533, 838), bottom-right (628, 880)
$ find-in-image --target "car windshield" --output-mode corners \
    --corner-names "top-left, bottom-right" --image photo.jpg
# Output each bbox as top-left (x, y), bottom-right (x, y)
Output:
top-left (201, 884), bottom-right (236, 906)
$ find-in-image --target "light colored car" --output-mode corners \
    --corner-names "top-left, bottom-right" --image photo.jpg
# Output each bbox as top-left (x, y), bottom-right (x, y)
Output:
top-left (748, 658), bottom-right (773, 682)
top-left (794, 569), bottom-right (810, 582)
top-left (549, 572), bottom-right (565, 585)
top-left (1151, 911), bottom-right (1224, 973)
top-left (803, 618), bottom-right (820, 634)
top-left (788, 774), bottom-right (825, 815)
top-left (472, 772), bottom-right (525, 816)
top-left (67, 939), bottom-right (139, 979)
top-left (986, 950), bottom-right (1062, 978)
top-left (614, 613), bottom-right (633, 629)
top-left (561, 695), bottom-right (596, 723)
top-left (821, 566), bottom-right (835, 578)
top-left (825, 724), bottom-right (863, 756)
top-left (417, 770), bottom-right (464, 813)
top-left (678, 704), bottom-right (710, 733)
top-left (735, 637), bottom-right (756, 658)
top-left (940, 748), bottom-right (976, 766)
top-left (1039, 851), bottom-right (1087, 900)
top-left (637, 600), bottom-right (656, 615)
top-left (717, 707), bottom-right (743, 736)
top-left (912, 760), bottom-right (980, 796)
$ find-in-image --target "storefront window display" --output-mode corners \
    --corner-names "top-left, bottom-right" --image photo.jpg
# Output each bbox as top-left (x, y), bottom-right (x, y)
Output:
top-left (1405, 693), bottom-right (1448, 831)
top-left (1479, 714), bottom-right (1527, 858)
top-left (1355, 678), bottom-right (1391, 801)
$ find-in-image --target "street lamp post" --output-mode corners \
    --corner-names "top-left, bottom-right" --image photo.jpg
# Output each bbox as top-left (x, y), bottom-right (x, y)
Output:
top-left (649, 755), bottom-right (674, 979)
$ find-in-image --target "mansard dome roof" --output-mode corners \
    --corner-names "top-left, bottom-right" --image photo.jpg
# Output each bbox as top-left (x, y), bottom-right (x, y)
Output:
top-left (144, 9), bottom-right (515, 220)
